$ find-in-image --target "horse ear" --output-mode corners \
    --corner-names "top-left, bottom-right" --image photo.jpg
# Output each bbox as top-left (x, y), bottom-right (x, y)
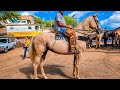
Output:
top-left (93, 12), bottom-right (99, 17)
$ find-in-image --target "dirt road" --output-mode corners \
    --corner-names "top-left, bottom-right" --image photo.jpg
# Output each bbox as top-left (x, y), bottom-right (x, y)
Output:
top-left (0, 46), bottom-right (120, 79)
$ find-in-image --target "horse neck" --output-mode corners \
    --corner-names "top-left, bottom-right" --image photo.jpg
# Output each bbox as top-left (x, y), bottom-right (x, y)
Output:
top-left (74, 17), bottom-right (90, 30)
top-left (74, 23), bottom-right (84, 30)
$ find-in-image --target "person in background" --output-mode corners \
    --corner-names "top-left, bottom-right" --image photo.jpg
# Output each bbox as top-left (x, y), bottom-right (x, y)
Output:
top-left (14, 38), bottom-right (18, 48)
top-left (23, 36), bottom-right (30, 60)
top-left (103, 28), bottom-right (108, 47)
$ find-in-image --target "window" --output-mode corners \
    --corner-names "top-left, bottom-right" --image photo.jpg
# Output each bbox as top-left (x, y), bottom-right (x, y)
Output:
top-left (35, 26), bottom-right (39, 30)
top-left (10, 26), bottom-right (14, 29)
top-left (27, 20), bottom-right (31, 24)
top-left (18, 21), bottom-right (20, 23)
top-left (22, 21), bottom-right (26, 23)
top-left (28, 26), bottom-right (31, 29)
top-left (0, 39), bottom-right (7, 43)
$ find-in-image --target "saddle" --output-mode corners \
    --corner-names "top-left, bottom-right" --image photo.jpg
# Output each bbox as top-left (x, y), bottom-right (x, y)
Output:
top-left (77, 36), bottom-right (87, 41)
top-left (55, 31), bottom-right (69, 42)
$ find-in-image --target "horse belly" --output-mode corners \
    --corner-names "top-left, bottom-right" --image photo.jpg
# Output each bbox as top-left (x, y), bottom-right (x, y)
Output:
top-left (51, 40), bottom-right (70, 54)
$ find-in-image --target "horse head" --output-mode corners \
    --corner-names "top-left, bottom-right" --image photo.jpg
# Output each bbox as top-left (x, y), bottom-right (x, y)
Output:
top-left (89, 12), bottom-right (101, 31)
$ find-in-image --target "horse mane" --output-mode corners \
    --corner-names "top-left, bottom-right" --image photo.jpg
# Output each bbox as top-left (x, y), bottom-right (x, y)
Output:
top-left (74, 15), bottom-right (92, 29)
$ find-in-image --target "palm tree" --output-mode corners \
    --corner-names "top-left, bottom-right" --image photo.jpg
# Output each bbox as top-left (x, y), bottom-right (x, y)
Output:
top-left (0, 11), bottom-right (21, 23)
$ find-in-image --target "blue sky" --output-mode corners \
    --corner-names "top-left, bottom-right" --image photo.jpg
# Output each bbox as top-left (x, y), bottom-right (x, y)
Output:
top-left (20, 11), bottom-right (120, 30)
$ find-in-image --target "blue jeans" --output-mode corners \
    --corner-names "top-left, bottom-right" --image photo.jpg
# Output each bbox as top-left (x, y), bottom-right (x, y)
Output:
top-left (59, 27), bottom-right (67, 35)
top-left (23, 47), bottom-right (28, 59)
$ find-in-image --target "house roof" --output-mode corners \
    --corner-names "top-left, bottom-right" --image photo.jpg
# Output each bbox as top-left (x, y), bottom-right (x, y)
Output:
top-left (0, 21), bottom-right (7, 26)
top-left (6, 24), bottom-right (37, 26)
top-left (18, 15), bottom-right (35, 24)
top-left (0, 28), bottom-right (7, 34)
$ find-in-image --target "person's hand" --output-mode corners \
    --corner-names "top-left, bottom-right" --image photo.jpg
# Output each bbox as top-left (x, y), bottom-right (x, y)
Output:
top-left (66, 25), bottom-right (73, 29)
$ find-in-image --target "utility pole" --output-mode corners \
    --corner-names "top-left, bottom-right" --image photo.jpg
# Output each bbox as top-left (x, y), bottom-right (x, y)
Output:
top-left (71, 14), bottom-right (76, 28)
top-left (49, 18), bottom-right (52, 30)
top-left (51, 20), bottom-right (52, 30)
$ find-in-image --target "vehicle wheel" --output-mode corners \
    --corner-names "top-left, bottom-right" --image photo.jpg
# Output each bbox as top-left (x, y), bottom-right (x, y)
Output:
top-left (4, 48), bottom-right (8, 53)
top-left (13, 45), bottom-right (15, 49)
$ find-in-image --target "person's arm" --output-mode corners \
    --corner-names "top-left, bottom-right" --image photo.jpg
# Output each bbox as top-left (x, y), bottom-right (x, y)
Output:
top-left (57, 21), bottom-right (72, 29)
top-left (56, 13), bottom-right (73, 29)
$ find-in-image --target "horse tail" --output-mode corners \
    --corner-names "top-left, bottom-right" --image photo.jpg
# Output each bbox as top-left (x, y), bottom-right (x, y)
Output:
top-left (28, 36), bottom-right (35, 63)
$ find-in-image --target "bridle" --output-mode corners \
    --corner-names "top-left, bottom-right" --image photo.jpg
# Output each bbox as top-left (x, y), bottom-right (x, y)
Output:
top-left (92, 15), bottom-right (99, 30)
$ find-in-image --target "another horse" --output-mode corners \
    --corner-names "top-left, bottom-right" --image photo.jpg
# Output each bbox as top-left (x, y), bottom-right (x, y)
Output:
top-left (28, 13), bottom-right (100, 79)
top-left (87, 31), bottom-right (104, 48)
top-left (107, 27), bottom-right (120, 48)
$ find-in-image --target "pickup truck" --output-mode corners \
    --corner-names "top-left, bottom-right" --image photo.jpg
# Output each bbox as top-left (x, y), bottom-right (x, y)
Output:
top-left (0, 38), bottom-right (16, 53)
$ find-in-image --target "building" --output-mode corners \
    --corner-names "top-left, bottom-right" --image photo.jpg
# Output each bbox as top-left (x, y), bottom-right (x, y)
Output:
top-left (0, 21), bottom-right (7, 36)
top-left (6, 24), bottom-right (41, 37)
top-left (6, 15), bottom-right (42, 37)
top-left (18, 15), bottom-right (35, 24)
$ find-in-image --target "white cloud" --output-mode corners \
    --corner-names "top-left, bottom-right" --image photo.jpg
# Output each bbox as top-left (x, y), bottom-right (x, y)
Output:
top-left (100, 19), bottom-right (109, 26)
top-left (40, 11), bottom-right (49, 13)
top-left (68, 11), bottom-right (92, 18)
top-left (100, 11), bottom-right (120, 29)
top-left (68, 11), bottom-right (95, 22)
top-left (99, 12), bottom-right (104, 16)
top-left (109, 23), bottom-right (120, 28)
top-left (20, 11), bottom-right (39, 16)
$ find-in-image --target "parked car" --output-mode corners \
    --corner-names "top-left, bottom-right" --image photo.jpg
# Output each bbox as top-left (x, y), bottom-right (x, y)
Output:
top-left (0, 38), bottom-right (15, 53)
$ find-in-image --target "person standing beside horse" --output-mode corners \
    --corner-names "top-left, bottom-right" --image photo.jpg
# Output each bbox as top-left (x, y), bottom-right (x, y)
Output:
top-left (103, 28), bottom-right (108, 47)
top-left (23, 36), bottom-right (31, 60)
top-left (55, 11), bottom-right (79, 53)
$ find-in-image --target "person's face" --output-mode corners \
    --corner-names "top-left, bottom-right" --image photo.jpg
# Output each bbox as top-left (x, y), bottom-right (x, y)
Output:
top-left (26, 37), bottom-right (28, 39)
top-left (60, 11), bottom-right (64, 14)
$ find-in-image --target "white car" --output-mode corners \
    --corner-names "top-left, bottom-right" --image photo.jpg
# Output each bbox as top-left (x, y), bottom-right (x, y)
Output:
top-left (0, 38), bottom-right (15, 53)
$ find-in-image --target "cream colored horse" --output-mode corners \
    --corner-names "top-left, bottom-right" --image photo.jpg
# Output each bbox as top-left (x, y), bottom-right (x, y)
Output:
top-left (28, 13), bottom-right (100, 79)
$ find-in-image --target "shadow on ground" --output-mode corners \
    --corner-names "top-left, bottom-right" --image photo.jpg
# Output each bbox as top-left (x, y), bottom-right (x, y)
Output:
top-left (86, 44), bottom-right (120, 54)
top-left (19, 64), bottom-right (73, 79)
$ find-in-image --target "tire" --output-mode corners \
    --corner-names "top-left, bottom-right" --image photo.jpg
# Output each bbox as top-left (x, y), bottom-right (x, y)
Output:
top-left (4, 48), bottom-right (8, 53)
top-left (12, 45), bottom-right (15, 49)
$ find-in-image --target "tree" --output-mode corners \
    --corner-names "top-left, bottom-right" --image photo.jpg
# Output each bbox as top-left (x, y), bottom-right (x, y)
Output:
top-left (33, 16), bottom-right (44, 25)
top-left (64, 16), bottom-right (78, 28)
top-left (44, 20), bottom-right (55, 28)
top-left (0, 11), bottom-right (21, 23)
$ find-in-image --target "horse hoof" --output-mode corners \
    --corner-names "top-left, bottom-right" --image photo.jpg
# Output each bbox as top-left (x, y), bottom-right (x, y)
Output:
top-left (44, 76), bottom-right (48, 79)
top-left (76, 77), bottom-right (80, 79)
top-left (77, 77), bottom-right (80, 79)
top-left (35, 77), bottom-right (38, 79)
top-left (73, 75), bottom-right (77, 79)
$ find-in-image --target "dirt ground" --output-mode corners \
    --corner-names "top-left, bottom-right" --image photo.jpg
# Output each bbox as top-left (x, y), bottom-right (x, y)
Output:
top-left (0, 45), bottom-right (120, 79)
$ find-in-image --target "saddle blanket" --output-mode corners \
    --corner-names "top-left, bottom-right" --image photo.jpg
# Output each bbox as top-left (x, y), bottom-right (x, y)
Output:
top-left (55, 36), bottom-right (65, 40)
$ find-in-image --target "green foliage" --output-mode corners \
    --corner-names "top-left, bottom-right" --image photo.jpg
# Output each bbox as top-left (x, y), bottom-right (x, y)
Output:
top-left (89, 28), bottom-right (94, 33)
top-left (64, 16), bottom-right (78, 28)
top-left (44, 20), bottom-right (55, 28)
top-left (0, 11), bottom-right (21, 22)
top-left (33, 16), bottom-right (44, 25)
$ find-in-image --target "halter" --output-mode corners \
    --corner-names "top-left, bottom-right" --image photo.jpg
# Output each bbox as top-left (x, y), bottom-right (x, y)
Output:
top-left (92, 15), bottom-right (99, 30)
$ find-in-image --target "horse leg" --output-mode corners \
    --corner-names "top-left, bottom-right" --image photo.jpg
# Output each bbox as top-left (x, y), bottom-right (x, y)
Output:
top-left (90, 40), bottom-right (92, 48)
top-left (33, 56), bottom-right (41, 79)
top-left (98, 37), bottom-right (101, 48)
top-left (73, 55), bottom-right (77, 78)
top-left (73, 53), bottom-right (80, 79)
top-left (119, 38), bottom-right (120, 49)
top-left (76, 54), bottom-right (80, 79)
top-left (40, 50), bottom-right (48, 79)
top-left (96, 36), bottom-right (98, 48)
top-left (112, 37), bottom-right (114, 48)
